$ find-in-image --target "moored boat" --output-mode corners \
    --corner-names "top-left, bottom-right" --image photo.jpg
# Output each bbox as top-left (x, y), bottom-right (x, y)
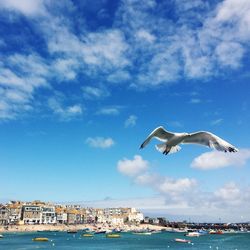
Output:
top-left (32, 237), bottom-right (49, 242)
top-left (133, 232), bottom-right (152, 235)
top-left (198, 229), bottom-right (208, 235)
top-left (185, 232), bottom-right (200, 237)
top-left (94, 230), bottom-right (106, 234)
top-left (82, 233), bottom-right (94, 237)
top-left (67, 230), bottom-right (78, 234)
top-left (175, 238), bottom-right (191, 243)
top-left (209, 230), bottom-right (223, 234)
top-left (106, 233), bottom-right (121, 238)
top-left (0, 234), bottom-right (3, 238)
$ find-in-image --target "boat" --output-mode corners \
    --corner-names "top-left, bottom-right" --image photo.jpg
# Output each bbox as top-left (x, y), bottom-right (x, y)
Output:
top-left (175, 238), bottom-right (191, 243)
top-left (198, 229), bottom-right (208, 235)
top-left (94, 230), bottom-right (106, 234)
top-left (113, 229), bottom-right (122, 233)
top-left (0, 234), bottom-right (3, 238)
top-left (133, 232), bottom-right (152, 235)
top-left (67, 230), bottom-right (78, 234)
top-left (106, 233), bottom-right (121, 238)
top-left (82, 233), bottom-right (94, 237)
top-left (32, 237), bottom-right (49, 242)
top-left (224, 229), bottom-right (236, 234)
top-left (216, 230), bottom-right (224, 234)
top-left (209, 230), bottom-right (223, 234)
top-left (172, 228), bottom-right (188, 233)
top-left (185, 232), bottom-right (200, 237)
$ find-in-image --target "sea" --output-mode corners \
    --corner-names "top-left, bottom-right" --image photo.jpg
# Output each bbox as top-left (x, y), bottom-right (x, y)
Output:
top-left (0, 231), bottom-right (250, 250)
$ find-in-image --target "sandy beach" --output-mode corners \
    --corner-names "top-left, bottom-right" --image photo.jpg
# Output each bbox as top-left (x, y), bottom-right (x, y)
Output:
top-left (0, 223), bottom-right (166, 233)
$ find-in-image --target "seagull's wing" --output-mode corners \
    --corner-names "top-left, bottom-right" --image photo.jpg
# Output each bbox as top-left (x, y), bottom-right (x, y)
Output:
top-left (140, 126), bottom-right (174, 149)
top-left (182, 131), bottom-right (238, 152)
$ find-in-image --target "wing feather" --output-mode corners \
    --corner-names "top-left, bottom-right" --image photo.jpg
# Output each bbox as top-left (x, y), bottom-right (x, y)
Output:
top-left (140, 126), bottom-right (174, 149)
top-left (182, 131), bottom-right (238, 152)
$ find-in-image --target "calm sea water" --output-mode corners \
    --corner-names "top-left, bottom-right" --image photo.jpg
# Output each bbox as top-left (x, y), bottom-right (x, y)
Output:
top-left (0, 231), bottom-right (250, 250)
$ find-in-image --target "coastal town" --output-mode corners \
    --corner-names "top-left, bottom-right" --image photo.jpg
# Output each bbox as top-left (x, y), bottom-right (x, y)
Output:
top-left (0, 200), bottom-right (144, 227)
top-left (1, 200), bottom-right (250, 235)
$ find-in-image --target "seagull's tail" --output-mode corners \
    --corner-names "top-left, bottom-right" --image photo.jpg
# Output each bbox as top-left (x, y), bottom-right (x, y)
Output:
top-left (155, 144), bottom-right (181, 154)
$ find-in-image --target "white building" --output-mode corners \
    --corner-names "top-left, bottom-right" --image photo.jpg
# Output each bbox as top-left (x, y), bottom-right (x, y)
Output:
top-left (106, 215), bottom-right (124, 225)
top-left (128, 211), bottom-right (144, 222)
top-left (121, 208), bottom-right (144, 223)
top-left (41, 206), bottom-right (56, 224)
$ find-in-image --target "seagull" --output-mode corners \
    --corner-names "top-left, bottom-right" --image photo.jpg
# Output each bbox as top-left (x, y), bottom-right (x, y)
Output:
top-left (140, 126), bottom-right (238, 155)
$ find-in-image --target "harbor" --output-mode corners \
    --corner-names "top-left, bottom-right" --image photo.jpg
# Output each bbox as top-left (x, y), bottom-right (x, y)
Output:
top-left (1, 229), bottom-right (250, 250)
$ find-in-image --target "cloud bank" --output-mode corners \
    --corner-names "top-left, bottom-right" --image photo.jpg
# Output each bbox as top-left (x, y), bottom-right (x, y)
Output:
top-left (117, 154), bottom-right (250, 221)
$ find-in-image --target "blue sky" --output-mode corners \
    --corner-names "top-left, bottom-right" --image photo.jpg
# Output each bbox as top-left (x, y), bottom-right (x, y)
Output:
top-left (0, 0), bottom-right (250, 222)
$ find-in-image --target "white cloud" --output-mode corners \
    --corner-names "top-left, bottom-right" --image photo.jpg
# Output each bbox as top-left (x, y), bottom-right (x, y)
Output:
top-left (211, 182), bottom-right (250, 209)
top-left (136, 29), bottom-right (156, 43)
top-left (0, 53), bottom-right (49, 120)
top-left (4, 89), bottom-right (31, 103)
top-left (48, 97), bottom-right (83, 120)
top-left (46, 24), bottom-right (129, 73)
top-left (8, 53), bottom-right (49, 77)
top-left (215, 0), bottom-right (250, 41)
top-left (215, 42), bottom-right (244, 69)
top-left (190, 98), bottom-right (201, 104)
top-left (0, 0), bottom-right (46, 16)
top-left (191, 149), bottom-right (250, 170)
top-left (82, 86), bottom-right (109, 99)
top-left (67, 105), bottom-right (82, 115)
top-left (124, 115), bottom-right (137, 128)
top-left (135, 173), bottom-right (197, 197)
top-left (214, 182), bottom-right (240, 201)
top-left (53, 58), bottom-right (78, 81)
top-left (107, 70), bottom-right (131, 83)
top-left (211, 118), bottom-right (223, 126)
top-left (180, 34), bottom-right (212, 79)
top-left (117, 155), bottom-right (149, 177)
top-left (134, 48), bottom-right (181, 88)
top-left (96, 107), bottom-right (120, 115)
top-left (86, 137), bottom-right (115, 149)
top-left (81, 30), bottom-right (129, 69)
top-left (157, 177), bottom-right (197, 196)
top-left (118, 155), bottom-right (197, 198)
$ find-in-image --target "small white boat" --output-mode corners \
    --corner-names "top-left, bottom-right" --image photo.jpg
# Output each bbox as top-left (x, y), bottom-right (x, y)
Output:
top-left (133, 232), bottom-right (152, 235)
top-left (175, 238), bottom-right (191, 243)
top-left (185, 232), bottom-right (200, 237)
top-left (0, 234), bottom-right (3, 238)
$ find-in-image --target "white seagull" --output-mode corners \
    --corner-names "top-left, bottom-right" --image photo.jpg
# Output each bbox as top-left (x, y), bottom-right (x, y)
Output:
top-left (140, 126), bottom-right (238, 155)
